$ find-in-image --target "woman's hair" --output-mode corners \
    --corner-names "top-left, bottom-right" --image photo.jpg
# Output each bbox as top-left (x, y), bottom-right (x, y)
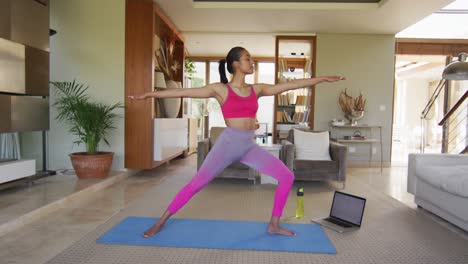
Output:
top-left (218, 47), bottom-right (246, 84)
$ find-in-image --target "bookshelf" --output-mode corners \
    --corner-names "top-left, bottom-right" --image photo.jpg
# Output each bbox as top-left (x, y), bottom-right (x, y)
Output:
top-left (273, 36), bottom-right (316, 143)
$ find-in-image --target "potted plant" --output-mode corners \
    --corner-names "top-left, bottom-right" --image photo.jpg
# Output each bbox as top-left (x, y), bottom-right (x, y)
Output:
top-left (51, 81), bottom-right (123, 179)
top-left (184, 57), bottom-right (196, 80)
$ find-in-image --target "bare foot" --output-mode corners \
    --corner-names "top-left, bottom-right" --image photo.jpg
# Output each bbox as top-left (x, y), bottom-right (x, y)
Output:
top-left (267, 223), bottom-right (296, 237)
top-left (143, 224), bottom-right (163, 238)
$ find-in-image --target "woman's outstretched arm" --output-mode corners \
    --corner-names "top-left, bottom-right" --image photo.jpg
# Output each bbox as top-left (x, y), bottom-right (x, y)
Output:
top-left (257, 76), bottom-right (345, 97)
top-left (128, 83), bottom-right (221, 100)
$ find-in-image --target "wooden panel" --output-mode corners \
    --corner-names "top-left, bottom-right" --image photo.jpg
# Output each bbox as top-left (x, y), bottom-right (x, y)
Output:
top-left (0, 96), bottom-right (12, 133)
top-left (310, 36), bottom-right (316, 129)
top-left (25, 46), bottom-right (49, 96)
top-left (396, 41), bottom-right (468, 56)
top-left (125, 0), bottom-right (155, 169)
top-left (285, 58), bottom-right (307, 69)
top-left (10, 0), bottom-right (49, 51)
top-left (0, 37), bottom-right (25, 94)
top-left (153, 4), bottom-right (184, 43)
top-left (0, 95), bottom-right (49, 133)
top-left (0, 0), bottom-right (12, 39)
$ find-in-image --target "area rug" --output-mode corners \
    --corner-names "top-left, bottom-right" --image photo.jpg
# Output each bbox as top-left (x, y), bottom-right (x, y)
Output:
top-left (45, 158), bottom-right (468, 264)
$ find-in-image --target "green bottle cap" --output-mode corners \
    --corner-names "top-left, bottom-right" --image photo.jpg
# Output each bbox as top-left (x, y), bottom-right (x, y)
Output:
top-left (297, 187), bottom-right (304, 196)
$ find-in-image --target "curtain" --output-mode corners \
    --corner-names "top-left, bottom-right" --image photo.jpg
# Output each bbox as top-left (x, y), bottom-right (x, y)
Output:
top-left (0, 133), bottom-right (21, 160)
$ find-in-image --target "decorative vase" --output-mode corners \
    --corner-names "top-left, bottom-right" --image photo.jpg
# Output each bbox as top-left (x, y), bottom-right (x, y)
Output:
top-left (154, 72), bottom-right (166, 89)
top-left (345, 110), bottom-right (365, 126)
top-left (162, 80), bottom-right (182, 118)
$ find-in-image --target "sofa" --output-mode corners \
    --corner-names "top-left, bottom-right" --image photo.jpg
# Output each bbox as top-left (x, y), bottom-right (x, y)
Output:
top-left (197, 127), bottom-right (257, 183)
top-left (407, 153), bottom-right (468, 231)
top-left (280, 128), bottom-right (348, 187)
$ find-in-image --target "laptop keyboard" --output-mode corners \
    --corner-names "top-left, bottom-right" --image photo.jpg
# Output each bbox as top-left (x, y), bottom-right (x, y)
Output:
top-left (325, 217), bottom-right (353, 228)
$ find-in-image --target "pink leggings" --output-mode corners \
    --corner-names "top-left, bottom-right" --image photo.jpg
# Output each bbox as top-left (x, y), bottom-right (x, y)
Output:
top-left (168, 127), bottom-right (294, 217)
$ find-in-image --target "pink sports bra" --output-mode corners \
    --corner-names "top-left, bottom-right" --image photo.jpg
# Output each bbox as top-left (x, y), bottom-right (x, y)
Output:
top-left (221, 84), bottom-right (258, 119)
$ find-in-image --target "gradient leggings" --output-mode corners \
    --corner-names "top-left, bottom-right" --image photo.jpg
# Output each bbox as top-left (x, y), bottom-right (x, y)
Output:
top-left (167, 127), bottom-right (295, 217)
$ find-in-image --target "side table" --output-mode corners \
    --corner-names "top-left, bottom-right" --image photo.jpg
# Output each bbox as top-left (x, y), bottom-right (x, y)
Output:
top-left (329, 125), bottom-right (383, 171)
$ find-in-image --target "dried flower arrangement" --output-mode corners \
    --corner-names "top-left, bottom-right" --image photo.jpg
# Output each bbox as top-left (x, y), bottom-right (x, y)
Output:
top-left (155, 38), bottom-right (181, 80)
top-left (338, 89), bottom-right (366, 114)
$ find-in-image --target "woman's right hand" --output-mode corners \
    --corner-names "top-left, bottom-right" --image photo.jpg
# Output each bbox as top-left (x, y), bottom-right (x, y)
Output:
top-left (127, 94), bottom-right (147, 100)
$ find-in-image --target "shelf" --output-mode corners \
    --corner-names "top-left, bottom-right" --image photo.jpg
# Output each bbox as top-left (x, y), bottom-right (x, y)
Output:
top-left (125, 1), bottom-right (185, 169)
top-left (273, 36), bottom-right (316, 143)
top-left (330, 125), bottom-right (383, 171)
top-left (336, 139), bottom-right (380, 143)
top-left (330, 124), bottom-right (382, 128)
top-left (280, 57), bottom-right (307, 69)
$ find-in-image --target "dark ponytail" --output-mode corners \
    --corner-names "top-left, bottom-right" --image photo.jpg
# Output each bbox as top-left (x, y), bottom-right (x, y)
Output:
top-left (218, 46), bottom-right (246, 84)
top-left (219, 59), bottom-right (228, 84)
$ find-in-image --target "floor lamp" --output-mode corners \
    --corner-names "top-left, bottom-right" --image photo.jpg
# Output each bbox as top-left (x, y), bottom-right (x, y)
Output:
top-left (35, 97), bottom-right (56, 178)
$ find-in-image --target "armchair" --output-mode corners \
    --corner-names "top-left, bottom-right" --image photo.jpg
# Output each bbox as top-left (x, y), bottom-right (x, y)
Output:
top-left (280, 128), bottom-right (348, 187)
top-left (197, 127), bottom-right (257, 183)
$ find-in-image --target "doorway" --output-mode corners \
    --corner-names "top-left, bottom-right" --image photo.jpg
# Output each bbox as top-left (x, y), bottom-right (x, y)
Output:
top-left (392, 55), bottom-right (447, 166)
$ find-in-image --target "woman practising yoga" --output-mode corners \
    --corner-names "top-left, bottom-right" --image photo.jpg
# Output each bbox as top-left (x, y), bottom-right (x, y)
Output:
top-left (128, 47), bottom-right (345, 237)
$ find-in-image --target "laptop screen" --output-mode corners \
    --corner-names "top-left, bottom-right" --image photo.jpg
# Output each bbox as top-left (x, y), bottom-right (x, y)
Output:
top-left (330, 191), bottom-right (366, 226)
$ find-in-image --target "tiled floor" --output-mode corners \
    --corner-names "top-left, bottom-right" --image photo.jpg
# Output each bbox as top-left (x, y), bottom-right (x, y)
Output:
top-left (0, 171), bottom-right (126, 228)
top-left (0, 155), bottom-right (465, 264)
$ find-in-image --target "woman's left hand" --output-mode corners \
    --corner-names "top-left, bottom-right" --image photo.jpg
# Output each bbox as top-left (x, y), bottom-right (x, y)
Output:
top-left (127, 94), bottom-right (147, 100)
top-left (320, 76), bottom-right (346, 82)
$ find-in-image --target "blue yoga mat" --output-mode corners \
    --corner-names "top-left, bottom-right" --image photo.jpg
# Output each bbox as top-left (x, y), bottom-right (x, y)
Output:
top-left (96, 217), bottom-right (336, 254)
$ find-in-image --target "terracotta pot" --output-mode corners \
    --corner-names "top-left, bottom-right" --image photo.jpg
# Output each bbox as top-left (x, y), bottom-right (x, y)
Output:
top-left (69, 152), bottom-right (114, 179)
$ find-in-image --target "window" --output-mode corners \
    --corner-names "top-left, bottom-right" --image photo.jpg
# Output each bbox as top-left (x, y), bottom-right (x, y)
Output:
top-left (187, 59), bottom-right (275, 136)
top-left (256, 62), bottom-right (275, 134)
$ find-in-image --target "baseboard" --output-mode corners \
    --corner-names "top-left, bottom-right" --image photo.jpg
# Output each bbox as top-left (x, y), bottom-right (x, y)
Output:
top-left (347, 160), bottom-right (390, 168)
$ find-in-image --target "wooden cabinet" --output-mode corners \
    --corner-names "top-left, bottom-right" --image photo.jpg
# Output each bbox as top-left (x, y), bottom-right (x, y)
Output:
top-left (273, 36), bottom-right (316, 143)
top-left (153, 118), bottom-right (188, 162)
top-left (0, 0), bottom-right (49, 51)
top-left (125, 0), bottom-right (185, 169)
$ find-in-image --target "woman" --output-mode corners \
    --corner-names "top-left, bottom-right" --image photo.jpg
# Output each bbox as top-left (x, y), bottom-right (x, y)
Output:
top-left (128, 47), bottom-right (345, 237)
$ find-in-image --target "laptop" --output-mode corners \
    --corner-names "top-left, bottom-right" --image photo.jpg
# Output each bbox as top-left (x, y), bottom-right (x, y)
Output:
top-left (311, 191), bottom-right (366, 233)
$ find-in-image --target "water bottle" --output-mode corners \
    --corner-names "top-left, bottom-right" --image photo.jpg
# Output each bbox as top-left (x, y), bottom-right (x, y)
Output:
top-left (295, 186), bottom-right (304, 219)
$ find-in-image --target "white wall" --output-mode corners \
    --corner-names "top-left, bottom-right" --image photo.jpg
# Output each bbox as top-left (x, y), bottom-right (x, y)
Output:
top-left (48, 0), bottom-right (125, 170)
top-left (394, 78), bottom-right (430, 149)
top-left (315, 34), bottom-right (395, 163)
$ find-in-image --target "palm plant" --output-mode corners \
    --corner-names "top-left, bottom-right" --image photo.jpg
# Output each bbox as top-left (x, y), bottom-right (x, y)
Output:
top-left (51, 81), bottom-right (123, 154)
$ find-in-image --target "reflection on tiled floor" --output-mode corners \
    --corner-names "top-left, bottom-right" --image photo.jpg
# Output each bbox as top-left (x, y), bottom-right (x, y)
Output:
top-left (0, 171), bottom-right (125, 227)
top-left (0, 155), bottom-right (465, 264)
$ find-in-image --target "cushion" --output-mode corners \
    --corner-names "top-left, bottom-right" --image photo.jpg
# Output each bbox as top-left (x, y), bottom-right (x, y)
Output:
top-left (417, 165), bottom-right (468, 197)
top-left (294, 160), bottom-right (338, 172)
top-left (209, 127), bottom-right (226, 147)
top-left (293, 129), bottom-right (331, 161)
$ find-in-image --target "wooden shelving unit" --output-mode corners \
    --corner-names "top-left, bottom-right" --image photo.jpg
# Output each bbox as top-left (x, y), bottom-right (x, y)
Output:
top-left (273, 36), bottom-right (316, 143)
top-left (125, 0), bottom-right (185, 169)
